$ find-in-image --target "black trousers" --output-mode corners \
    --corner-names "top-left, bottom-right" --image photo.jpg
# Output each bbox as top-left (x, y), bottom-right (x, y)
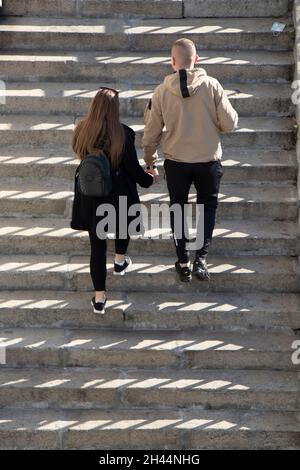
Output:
top-left (164, 159), bottom-right (223, 264)
top-left (89, 232), bottom-right (130, 292)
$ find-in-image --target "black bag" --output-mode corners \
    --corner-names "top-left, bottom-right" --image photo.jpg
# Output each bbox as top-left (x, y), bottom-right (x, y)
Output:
top-left (77, 153), bottom-right (112, 198)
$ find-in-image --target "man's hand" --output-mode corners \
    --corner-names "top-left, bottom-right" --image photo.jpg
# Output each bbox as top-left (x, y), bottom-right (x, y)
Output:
top-left (146, 167), bottom-right (159, 183)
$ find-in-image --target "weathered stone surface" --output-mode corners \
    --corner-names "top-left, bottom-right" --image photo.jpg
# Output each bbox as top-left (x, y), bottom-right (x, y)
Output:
top-left (0, 81), bottom-right (294, 117)
top-left (184, 0), bottom-right (290, 18)
top-left (0, 115), bottom-right (295, 149)
top-left (0, 178), bottom-right (297, 219)
top-left (0, 367), bottom-right (298, 410)
top-left (0, 50), bottom-right (293, 83)
top-left (0, 217), bottom-right (298, 257)
top-left (1, 326), bottom-right (298, 370)
top-left (0, 408), bottom-right (299, 450)
top-left (0, 290), bottom-right (299, 330)
top-left (0, 17), bottom-right (294, 52)
top-left (0, 0), bottom-right (184, 19)
top-left (0, 252), bottom-right (299, 293)
top-left (0, 0), bottom-right (298, 452)
top-left (0, 146), bottom-right (296, 182)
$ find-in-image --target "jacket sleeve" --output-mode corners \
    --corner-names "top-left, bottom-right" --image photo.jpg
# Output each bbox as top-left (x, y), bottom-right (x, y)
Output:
top-left (142, 86), bottom-right (164, 165)
top-left (123, 128), bottom-right (154, 189)
top-left (214, 80), bottom-right (239, 133)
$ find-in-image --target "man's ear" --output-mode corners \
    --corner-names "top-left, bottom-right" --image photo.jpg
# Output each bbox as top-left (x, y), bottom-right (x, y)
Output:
top-left (195, 54), bottom-right (199, 64)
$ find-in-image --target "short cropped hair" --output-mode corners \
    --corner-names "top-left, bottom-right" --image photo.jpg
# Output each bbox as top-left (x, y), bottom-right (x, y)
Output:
top-left (172, 39), bottom-right (197, 67)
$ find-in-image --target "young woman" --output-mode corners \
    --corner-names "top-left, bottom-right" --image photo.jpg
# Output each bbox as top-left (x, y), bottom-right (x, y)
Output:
top-left (72, 87), bottom-right (154, 314)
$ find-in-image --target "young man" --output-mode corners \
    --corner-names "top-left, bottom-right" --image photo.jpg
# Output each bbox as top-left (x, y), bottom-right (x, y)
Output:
top-left (143, 38), bottom-right (238, 282)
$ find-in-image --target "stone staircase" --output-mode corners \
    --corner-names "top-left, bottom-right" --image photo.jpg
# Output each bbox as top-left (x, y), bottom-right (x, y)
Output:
top-left (0, 0), bottom-right (299, 450)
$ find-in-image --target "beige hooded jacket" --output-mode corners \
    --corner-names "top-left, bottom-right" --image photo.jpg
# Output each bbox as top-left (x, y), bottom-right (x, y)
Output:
top-left (142, 68), bottom-right (238, 165)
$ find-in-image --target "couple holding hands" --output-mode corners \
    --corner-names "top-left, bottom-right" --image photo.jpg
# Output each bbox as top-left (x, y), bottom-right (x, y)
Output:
top-left (71, 38), bottom-right (238, 314)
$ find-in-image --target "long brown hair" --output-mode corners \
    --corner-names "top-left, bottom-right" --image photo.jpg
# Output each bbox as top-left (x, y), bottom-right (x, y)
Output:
top-left (72, 87), bottom-right (125, 168)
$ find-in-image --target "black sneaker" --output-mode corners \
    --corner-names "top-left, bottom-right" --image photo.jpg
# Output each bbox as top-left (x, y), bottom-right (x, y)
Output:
top-left (91, 296), bottom-right (107, 315)
top-left (175, 261), bottom-right (192, 283)
top-left (114, 256), bottom-right (132, 276)
top-left (193, 258), bottom-right (210, 281)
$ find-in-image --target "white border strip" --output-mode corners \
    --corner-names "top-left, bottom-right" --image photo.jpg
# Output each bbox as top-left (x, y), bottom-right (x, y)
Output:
top-left (0, 346), bottom-right (6, 365)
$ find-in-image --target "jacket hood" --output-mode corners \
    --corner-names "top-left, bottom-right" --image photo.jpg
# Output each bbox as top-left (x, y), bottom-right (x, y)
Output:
top-left (163, 68), bottom-right (207, 99)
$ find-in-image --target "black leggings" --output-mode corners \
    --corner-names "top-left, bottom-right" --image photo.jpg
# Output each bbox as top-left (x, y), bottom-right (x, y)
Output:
top-left (89, 232), bottom-right (130, 291)
top-left (164, 159), bottom-right (223, 264)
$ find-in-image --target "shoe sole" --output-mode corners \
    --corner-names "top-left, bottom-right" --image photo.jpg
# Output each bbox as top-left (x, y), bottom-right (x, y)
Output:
top-left (176, 270), bottom-right (192, 283)
top-left (90, 301), bottom-right (105, 315)
top-left (180, 277), bottom-right (192, 283)
top-left (113, 258), bottom-right (132, 276)
top-left (194, 272), bottom-right (210, 281)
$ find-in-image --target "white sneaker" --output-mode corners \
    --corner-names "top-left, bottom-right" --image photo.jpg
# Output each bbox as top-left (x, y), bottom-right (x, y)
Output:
top-left (91, 296), bottom-right (107, 314)
top-left (113, 256), bottom-right (132, 276)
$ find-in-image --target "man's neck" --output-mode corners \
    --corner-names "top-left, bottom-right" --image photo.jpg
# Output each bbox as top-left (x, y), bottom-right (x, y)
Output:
top-left (175, 66), bottom-right (195, 72)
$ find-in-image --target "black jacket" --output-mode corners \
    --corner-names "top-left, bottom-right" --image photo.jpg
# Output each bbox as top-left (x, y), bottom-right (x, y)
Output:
top-left (70, 124), bottom-right (153, 233)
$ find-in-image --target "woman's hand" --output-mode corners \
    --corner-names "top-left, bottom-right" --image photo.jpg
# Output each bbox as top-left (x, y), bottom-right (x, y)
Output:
top-left (146, 167), bottom-right (159, 183)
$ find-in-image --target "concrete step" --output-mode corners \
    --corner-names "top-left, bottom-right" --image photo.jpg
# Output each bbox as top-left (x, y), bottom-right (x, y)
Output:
top-left (0, 290), bottom-right (299, 330)
top-left (0, 326), bottom-right (298, 370)
top-left (0, 17), bottom-right (294, 52)
top-left (0, 146), bottom-right (297, 182)
top-left (0, 367), bottom-right (298, 411)
top-left (0, 217), bottom-right (298, 257)
top-left (0, 81), bottom-right (294, 117)
top-left (138, 181), bottom-right (299, 220)
top-left (0, 0), bottom-right (184, 19)
top-left (0, 115), bottom-right (295, 148)
top-left (0, 0), bottom-right (291, 19)
top-left (184, 1), bottom-right (291, 18)
top-left (0, 50), bottom-right (293, 83)
top-left (0, 179), bottom-right (72, 217)
top-left (0, 179), bottom-right (297, 219)
top-left (0, 254), bottom-right (299, 293)
top-left (0, 0), bottom-right (292, 20)
top-left (0, 0), bottom-right (297, 453)
top-left (0, 407), bottom-right (299, 450)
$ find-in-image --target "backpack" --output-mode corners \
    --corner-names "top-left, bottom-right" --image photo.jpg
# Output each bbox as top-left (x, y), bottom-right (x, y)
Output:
top-left (76, 153), bottom-right (112, 198)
